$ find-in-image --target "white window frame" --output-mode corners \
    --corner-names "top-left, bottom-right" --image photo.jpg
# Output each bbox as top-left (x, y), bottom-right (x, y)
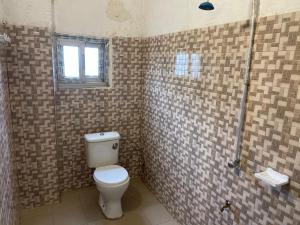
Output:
top-left (54, 34), bottom-right (110, 89)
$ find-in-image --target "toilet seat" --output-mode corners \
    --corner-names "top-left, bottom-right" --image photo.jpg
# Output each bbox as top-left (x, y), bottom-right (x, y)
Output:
top-left (94, 165), bottom-right (129, 186)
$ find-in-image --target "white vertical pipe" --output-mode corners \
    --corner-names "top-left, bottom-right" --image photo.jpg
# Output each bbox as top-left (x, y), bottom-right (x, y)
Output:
top-left (232, 0), bottom-right (259, 171)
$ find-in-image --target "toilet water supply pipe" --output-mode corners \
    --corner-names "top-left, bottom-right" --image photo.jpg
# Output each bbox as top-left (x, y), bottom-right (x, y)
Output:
top-left (228, 0), bottom-right (260, 174)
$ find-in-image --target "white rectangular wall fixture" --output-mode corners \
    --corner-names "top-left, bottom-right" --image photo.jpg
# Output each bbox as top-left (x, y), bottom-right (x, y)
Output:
top-left (254, 168), bottom-right (289, 188)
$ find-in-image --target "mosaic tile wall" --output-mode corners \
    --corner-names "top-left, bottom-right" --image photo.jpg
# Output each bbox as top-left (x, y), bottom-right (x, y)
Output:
top-left (6, 25), bottom-right (60, 208)
top-left (0, 25), bottom-right (19, 225)
top-left (55, 37), bottom-right (144, 191)
top-left (6, 26), bottom-right (144, 206)
top-left (141, 11), bottom-right (300, 225)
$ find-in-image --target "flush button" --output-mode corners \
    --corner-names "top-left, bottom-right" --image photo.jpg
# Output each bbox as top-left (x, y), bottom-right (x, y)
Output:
top-left (112, 143), bottom-right (118, 150)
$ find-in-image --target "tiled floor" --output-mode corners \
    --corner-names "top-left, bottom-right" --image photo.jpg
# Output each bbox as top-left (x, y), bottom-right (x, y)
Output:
top-left (20, 178), bottom-right (180, 225)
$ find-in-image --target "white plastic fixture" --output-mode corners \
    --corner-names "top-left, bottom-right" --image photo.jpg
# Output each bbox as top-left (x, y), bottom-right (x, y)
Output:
top-left (84, 132), bottom-right (120, 168)
top-left (254, 168), bottom-right (289, 188)
top-left (94, 165), bottom-right (129, 186)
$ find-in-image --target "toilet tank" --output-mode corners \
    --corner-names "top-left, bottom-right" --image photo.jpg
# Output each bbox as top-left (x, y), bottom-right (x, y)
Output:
top-left (84, 131), bottom-right (120, 168)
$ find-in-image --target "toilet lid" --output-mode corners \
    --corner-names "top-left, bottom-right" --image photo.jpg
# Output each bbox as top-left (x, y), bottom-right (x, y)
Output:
top-left (94, 165), bottom-right (129, 185)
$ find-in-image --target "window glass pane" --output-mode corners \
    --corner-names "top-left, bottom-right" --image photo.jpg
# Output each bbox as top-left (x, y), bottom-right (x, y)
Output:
top-left (191, 53), bottom-right (201, 79)
top-left (175, 53), bottom-right (188, 76)
top-left (63, 46), bottom-right (80, 78)
top-left (85, 47), bottom-right (99, 76)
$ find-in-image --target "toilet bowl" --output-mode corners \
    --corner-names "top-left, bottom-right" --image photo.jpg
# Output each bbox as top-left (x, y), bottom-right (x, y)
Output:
top-left (93, 165), bottom-right (130, 219)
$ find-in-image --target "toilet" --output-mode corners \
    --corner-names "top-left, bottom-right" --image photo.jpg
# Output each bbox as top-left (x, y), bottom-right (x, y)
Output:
top-left (84, 131), bottom-right (129, 219)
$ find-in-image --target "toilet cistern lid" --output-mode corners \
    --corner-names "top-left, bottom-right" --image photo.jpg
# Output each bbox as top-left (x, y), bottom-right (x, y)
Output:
top-left (94, 165), bottom-right (129, 185)
top-left (85, 131), bottom-right (120, 143)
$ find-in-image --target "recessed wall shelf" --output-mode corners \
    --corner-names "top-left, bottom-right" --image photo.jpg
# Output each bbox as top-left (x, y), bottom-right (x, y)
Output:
top-left (254, 168), bottom-right (289, 188)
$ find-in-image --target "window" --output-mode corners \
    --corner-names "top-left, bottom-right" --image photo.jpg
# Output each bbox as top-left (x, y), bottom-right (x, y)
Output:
top-left (175, 52), bottom-right (201, 79)
top-left (175, 53), bottom-right (189, 76)
top-left (54, 34), bottom-right (109, 88)
top-left (63, 46), bottom-right (80, 78)
top-left (191, 53), bottom-right (201, 79)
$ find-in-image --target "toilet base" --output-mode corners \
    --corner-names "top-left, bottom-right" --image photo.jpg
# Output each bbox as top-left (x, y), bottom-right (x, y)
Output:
top-left (98, 194), bottom-right (123, 219)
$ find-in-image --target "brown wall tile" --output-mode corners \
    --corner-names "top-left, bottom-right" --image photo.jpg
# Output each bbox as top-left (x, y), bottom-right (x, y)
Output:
top-left (141, 11), bottom-right (300, 225)
top-left (0, 25), bottom-right (19, 225)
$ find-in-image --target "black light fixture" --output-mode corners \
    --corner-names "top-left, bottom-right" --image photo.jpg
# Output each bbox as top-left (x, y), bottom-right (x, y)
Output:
top-left (199, 1), bottom-right (215, 10)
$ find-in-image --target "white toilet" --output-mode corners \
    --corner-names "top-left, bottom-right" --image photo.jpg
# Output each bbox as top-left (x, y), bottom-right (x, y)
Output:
top-left (84, 131), bottom-right (129, 219)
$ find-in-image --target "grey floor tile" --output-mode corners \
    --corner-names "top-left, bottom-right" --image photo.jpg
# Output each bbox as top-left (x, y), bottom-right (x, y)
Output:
top-left (20, 178), bottom-right (177, 225)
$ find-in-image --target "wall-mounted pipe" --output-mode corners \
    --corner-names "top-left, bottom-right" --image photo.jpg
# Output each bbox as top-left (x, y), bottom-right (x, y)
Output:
top-left (228, 0), bottom-right (260, 175)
